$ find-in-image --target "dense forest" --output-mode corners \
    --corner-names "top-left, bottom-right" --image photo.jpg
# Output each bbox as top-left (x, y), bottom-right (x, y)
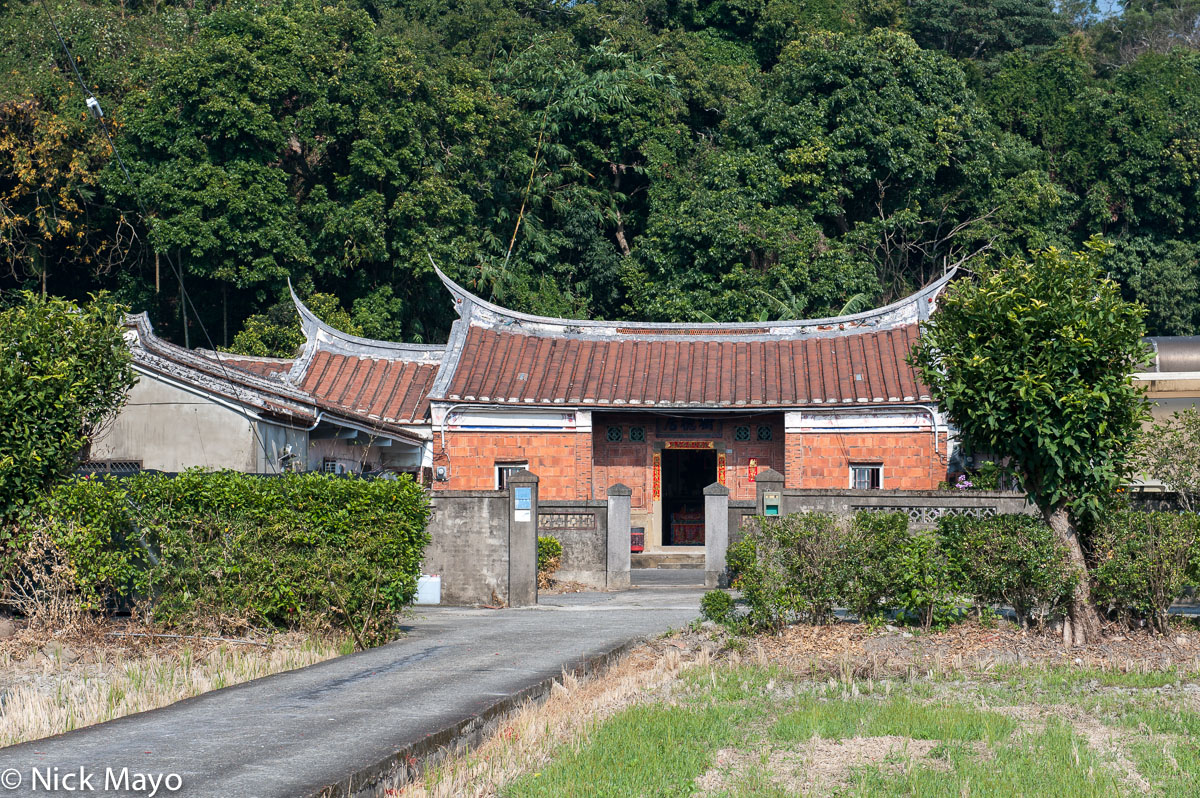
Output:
top-left (3, 0), bottom-right (1200, 353)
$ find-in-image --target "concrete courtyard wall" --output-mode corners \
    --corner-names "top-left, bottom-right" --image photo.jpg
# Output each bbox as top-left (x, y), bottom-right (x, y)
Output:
top-left (538, 500), bottom-right (609, 589)
top-left (425, 491), bottom-right (511, 606)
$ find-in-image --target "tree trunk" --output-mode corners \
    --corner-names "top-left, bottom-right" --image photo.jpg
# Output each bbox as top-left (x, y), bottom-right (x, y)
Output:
top-left (1043, 503), bottom-right (1103, 646)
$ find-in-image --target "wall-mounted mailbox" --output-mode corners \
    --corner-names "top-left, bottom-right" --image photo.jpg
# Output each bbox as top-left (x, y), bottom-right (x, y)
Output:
top-left (763, 491), bottom-right (781, 516)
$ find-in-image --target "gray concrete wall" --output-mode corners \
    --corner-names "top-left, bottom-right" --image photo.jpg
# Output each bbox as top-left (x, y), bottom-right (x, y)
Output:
top-left (91, 374), bottom-right (262, 472)
top-left (779, 488), bottom-right (1035, 528)
top-left (728, 500), bottom-right (757, 548)
top-left (729, 492), bottom-right (1034, 547)
top-left (424, 491), bottom-right (511, 606)
top-left (539, 501), bottom-right (608, 589)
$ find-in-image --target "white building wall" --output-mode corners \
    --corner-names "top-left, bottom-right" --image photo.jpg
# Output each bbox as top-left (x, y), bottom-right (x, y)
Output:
top-left (91, 372), bottom-right (261, 472)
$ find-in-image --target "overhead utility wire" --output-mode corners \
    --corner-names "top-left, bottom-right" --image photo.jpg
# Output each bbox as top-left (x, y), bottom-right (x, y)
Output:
top-left (38, 0), bottom-right (282, 473)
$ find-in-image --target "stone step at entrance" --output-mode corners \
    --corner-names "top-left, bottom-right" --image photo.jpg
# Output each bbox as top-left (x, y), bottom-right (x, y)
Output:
top-left (631, 551), bottom-right (706, 570)
top-left (631, 568), bottom-right (705, 587)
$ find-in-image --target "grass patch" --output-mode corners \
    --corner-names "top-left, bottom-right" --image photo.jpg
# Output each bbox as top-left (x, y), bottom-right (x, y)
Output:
top-left (844, 720), bottom-right (1122, 798)
top-left (0, 635), bottom-right (343, 746)
top-left (503, 703), bottom-right (757, 798)
top-left (771, 695), bottom-right (1016, 744)
top-left (1127, 739), bottom-right (1200, 798)
top-left (1110, 704), bottom-right (1200, 736)
top-left (994, 664), bottom-right (1190, 690)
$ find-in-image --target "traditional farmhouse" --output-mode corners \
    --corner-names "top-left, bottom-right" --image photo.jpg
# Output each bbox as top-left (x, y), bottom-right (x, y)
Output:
top-left (92, 267), bottom-right (958, 552)
top-left (425, 267), bottom-right (955, 550)
top-left (88, 310), bottom-right (437, 476)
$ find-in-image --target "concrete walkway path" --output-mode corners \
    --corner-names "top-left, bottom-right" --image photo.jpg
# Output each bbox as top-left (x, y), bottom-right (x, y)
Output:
top-left (0, 587), bottom-right (703, 798)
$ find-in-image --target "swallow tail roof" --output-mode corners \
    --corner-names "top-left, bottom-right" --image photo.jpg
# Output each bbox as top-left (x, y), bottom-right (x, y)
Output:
top-left (426, 267), bottom-right (955, 409)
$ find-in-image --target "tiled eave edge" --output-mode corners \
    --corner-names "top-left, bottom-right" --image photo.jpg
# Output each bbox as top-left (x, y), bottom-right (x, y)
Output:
top-left (127, 313), bottom-right (429, 445)
top-left (286, 281), bottom-right (444, 387)
top-left (126, 313), bottom-right (317, 423)
top-left (432, 264), bottom-right (955, 342)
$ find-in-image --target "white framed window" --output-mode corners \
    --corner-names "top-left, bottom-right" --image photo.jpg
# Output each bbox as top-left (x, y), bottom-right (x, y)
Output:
top-left (850, 464), bottom-right (883, 490)
top-left (322, 458), bottom-right (339, 474)
top-left (495, 461), bottom-right (529, 489)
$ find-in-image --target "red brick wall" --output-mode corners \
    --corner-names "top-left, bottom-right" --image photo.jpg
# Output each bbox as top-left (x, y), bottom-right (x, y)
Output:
top-left (784, 430), bottom-right (949, 490)
top-left (592, 414), bottom-right (784, 504)
top-left (433, 418), bottom-right (947, 499)
top-left (433, 431), bottom-right (587, 499)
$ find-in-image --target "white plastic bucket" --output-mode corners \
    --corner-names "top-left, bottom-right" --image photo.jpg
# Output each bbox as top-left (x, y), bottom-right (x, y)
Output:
top-left (415, 574), bottom-right (441, 605)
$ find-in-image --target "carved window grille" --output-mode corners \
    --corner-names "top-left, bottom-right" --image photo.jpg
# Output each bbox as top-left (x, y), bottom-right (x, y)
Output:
top-left (629, 426), bottom-right (645, 442)
top-left (856, 505), bottom-right (999, 526)
top-left (734, 425), bottom-right (751, 441)
top-left (606, 426), bottom-right (623, 442)
top-left (538, 512), bottom-right (597, 531)
top-left (756, 425), bottom-right (772, 441)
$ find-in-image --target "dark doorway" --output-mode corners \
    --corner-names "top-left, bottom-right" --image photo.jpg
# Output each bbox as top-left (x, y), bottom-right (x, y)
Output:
top-left (662, 448), bottom-right (716, 545)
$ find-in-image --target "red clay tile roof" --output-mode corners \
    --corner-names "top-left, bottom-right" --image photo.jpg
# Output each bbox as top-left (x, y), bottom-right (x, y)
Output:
top-left (203, 353), bottom-right (295, 380)
top-left (286, 286), bottom-right (445, 427)
top-left (299, 350), bottom-right (439, 424)
top-left (425, 266), bottom-right (952, 409)
top-left (443, 324), bottom-right (929, 407)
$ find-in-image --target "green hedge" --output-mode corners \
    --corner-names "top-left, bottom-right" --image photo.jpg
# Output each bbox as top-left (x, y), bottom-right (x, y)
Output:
top-left (1091, 510), bottom-right (1200, 634)
top-left (13, 470), bottom-right (430, 644)
top-left (728, 511), bottom-right (1077, 631)
top-left (939, 514), bottom-right (1077, 628)
top-left (727, 512), bottom-right (845, 628)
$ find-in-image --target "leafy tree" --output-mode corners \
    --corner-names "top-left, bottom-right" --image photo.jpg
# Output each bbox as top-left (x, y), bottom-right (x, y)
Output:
top-left (227, 292), bottom-right (361, 358)
top-left (1104, 236), bottom-right (1200, 335)
top-left (905, 0), bottom-right (1066, 61)
top-left (1089, 0), bottom-right (1200, 66)
top-left (1134, 406), bottom-right (1200, 511)
top-left (625, 145), bottom-right (877, 321)
top-left (0, 292), bottom-right (134, 524)
top-left (911, 240), bottom-right (1150, 644)
top-left (113, 3), bottom-right (524, 341)
top-left (629, 29), bottom-right (1011, 321)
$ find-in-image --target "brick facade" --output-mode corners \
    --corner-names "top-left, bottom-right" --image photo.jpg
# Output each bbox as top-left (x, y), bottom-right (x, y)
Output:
top-left (592, 414), bottom-right (784, 505)
top-left (434, 431), bottom-right (586, 499)
top-left (435, 420), bottom-right (949, 505)
top-left (784, 430), bottom-right (949, 490)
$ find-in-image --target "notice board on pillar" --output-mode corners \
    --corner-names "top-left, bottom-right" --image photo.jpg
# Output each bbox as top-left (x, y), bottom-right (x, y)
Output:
top-left (514, 486), bottom-right (532, 522)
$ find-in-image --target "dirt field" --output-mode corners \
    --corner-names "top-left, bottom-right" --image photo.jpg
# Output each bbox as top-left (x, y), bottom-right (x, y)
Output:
top-left (398, 620), bottom-right (1200, 797)
top-left (0, 616), bottom-right (346, 747)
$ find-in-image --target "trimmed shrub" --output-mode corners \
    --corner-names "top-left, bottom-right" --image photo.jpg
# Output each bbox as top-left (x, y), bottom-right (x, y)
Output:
top-left (842, 511), bottom-right (910, 622)
top-left (939, 514), bottom-right (1076, 628)
top-left (700, 589), bottom-right (735, 625)
top-left (892, 530), bottom-right (961, 631)
top-left (1091, 511), bottom-right (1200, 634)
top-left (845, 511), bottom-right (963, 630)
top-left (27, 475), bottom-right (145, 612)
top-left (537, 535), bottom-right (563, 588)
top-left (729, 510), bottom-right (966, 631)
top-left (15, 470), bottom-right (431, 645)
top-left (728, 513), bottom-right (845, 628)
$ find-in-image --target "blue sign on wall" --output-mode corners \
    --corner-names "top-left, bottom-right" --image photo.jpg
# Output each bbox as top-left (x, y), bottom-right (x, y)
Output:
top-left (514, 486), bottom-right (532, 510)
